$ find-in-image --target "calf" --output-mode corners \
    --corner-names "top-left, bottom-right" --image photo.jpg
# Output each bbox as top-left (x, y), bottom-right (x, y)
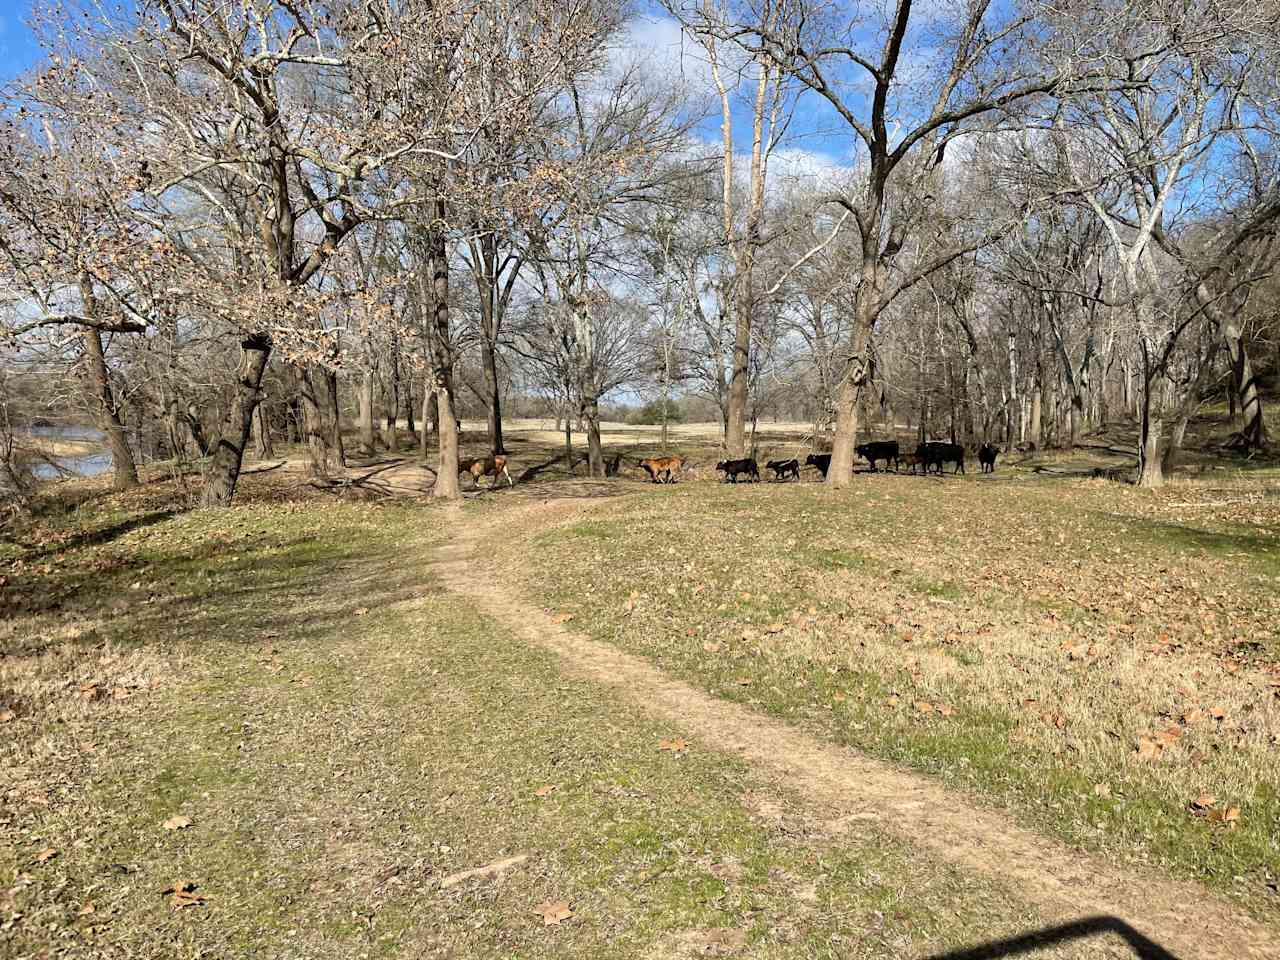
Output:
top-left (605, 452), bottom-right (623, 477)
top-left (460, 454), bottom-right (513, 488)
top-left (716, 458), bottom-right (760, 483)
top-left (916, 441), bottom-right (965, 475)
top-left (899, 452), bottom-right (923, 475)
top-left (766, 458), bottom-right (800, 481)
top-left (639, 455), bottom-right (685, 484)
top-left (856, 440), bottom-right (900, 472)
top-left (978, 443), bottom-right (998, 474)
top-left (805, 452), bottom-right (832, 479)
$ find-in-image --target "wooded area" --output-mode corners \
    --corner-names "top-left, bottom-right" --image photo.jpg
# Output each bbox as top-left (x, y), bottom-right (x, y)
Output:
top-left (2, 0), bottom-right (1278, 509)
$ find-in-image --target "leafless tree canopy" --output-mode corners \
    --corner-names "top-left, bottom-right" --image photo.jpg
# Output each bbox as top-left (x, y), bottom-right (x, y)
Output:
top-left (3, 0), bottom-right (1280, 502)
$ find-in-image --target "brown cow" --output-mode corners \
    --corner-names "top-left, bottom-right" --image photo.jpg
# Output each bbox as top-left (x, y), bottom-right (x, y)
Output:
top-left (639, 455), bottom-right (685, 484)
top-left (460, 455), bottom-right (513, 488)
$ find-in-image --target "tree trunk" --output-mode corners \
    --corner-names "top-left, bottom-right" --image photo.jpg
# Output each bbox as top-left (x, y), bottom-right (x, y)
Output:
top-left (404, 381), bottom-right (416, 439)
top-left (359, 371), bottom-right (377, 455)
top-left (481, 335), bottom-right (506, 456)
top-left (1224, 321), bottom-right (1268, 449)
top-left (81, 326), bottom-right (139, 490)
top-left (1028, 383), bottom-right (1043, 449)
top-left (1135, 357), bottom-right (1165, 488)
top-left (583, 395), bottom-right (604, 477)
top-left (1136, 406), bottom-right (1166, 488)
top-left (426, 207), bottom-right (460, 500)
top-left (325, 368), bottom-right (345, 470)
top-left (201, 335), bottom-right (271, 507)
top-left (77, 275), bottom-right (139, 491)
top-left (300, 363), bottom-right (335, 478)
top-left (1166, 414), bottom-right (1190, 471)
top-left (420, 381), bottom-right (436, 461)
top-left (254, 402), bottom-right (274, 459)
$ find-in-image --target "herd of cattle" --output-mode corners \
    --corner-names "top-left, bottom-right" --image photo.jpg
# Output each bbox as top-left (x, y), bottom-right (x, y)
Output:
top-left (640, 440), bottom-right (1000, 485)
top-left (456, 440), bottom-right (999, 489)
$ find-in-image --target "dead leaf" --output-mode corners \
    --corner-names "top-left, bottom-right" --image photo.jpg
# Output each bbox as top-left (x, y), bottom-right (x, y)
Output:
top-left (1136, 737), bottom-right (1163, 761)
top-left (162, 815), bottom-right (193, 831)
top-left (702, 641), bottom-right (722, 654)
top-left (534, 900), bottom-right (573, 926)
top-left (549, 612), bottom-right (575, 624)
top-left (1190, 794), bottom-right (1217, 811)
top-left (1094, 783), bottom-right (1112, 798)
top-left (623, 591), bottom-right (640, 613)
top-left (1021, 698), bottom-right (1039, 709)
top-left (832, 693), bottom-right (847, 703)
top-left (354, 607), bottom-right (370, 616)
top-left (78, 901), bottom-right (95, 917)
top-left (111, 686), bottom-right (130, 700)
top-left (1210, 705), bottom-right (1227, 721)
top-left (915, 700), bottom-right (934, 715)
top-left (885, 694), bottom-right (900, 707)
top-left (1183, 707), bottom-right (1205, 724)
top-left (735, 677), bottom-right (752, 686)
top-left (658, 738), bottom-right (689, 753)
top-left (0, 709), bottom-right (15, 723)
top-left (765, 621), bottom-right (784, 634)
top-left (77, 683), bottom-right (98, 701)
top-left (938, 704), bottom-right (955, 717)
top-left (1156, 725), bottom-right (1183, 746)
top-left (534, 785), bottom-right (556, 798)
top-left (33, 848), bottom-right (57, 864)
top-left (1207, 806), bottom-right (1242, 829)
top-left (161, 881), bottom-right (206, 909)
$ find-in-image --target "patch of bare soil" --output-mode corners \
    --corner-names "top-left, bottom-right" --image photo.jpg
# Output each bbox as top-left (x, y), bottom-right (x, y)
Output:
top-left (434, 496), bottom-right (1280, 960)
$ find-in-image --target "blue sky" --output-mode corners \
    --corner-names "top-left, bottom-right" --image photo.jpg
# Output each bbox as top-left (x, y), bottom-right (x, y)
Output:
top-left (0, 0), bottom-right (857, 178)
top-left (0, 0), bottom-right (41, 81)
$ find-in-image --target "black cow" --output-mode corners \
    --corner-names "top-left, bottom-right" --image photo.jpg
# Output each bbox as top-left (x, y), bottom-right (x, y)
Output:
top-left (716, 458), bottom-right (760, 483)
top-left (978, 443), bottom-right (998, 474)
top-left (856, 440), bottom-right (900, 472)
top-left (916, 441), bottom-right (965, 475)
top-left (766, 458), bottom-right (800, 481)
top-left (805, 453), bottom-right (832, 478)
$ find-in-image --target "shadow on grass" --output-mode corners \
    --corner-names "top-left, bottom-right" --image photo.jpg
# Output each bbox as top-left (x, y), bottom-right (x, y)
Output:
top-left (4, 508), bottom-right (178, 559)
top-left (923, 915), bottom-right (1180, 960)
top-left (1106, 513), bottom-right (1280, 561)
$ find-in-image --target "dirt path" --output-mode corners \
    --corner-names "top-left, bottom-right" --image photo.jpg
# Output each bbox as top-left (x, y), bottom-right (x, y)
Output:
top-left (434, 495), bottom-right (1279, 960)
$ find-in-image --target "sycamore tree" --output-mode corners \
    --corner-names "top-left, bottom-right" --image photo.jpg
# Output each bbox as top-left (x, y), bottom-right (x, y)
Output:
top-left (1046, 0), bottom-right (1280, 484)
top-left (669, 0), bottom-right (1119, 485)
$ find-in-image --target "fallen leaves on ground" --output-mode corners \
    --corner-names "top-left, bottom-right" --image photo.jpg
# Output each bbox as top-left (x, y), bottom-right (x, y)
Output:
top-left (533, 900), bottom-right (574, 926)
top-left (549, 612), bottom-right (575, 624)
top-left (162, 815), bottom-right (193, 831)
top-left (161, 881), bottom-right (206, 909)
top-left (658, 738), bottom-right (689, 753)
top-left (0, 709), bottom-right (14, 722)
top-left (534, 784), bottom-right (557, 797)
top-left (32, 848), bottom-right (57, 864)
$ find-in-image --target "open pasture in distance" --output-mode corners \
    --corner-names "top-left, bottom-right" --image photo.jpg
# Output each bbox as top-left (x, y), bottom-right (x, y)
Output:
top-left (503, 455), bottom-right (1280, 916)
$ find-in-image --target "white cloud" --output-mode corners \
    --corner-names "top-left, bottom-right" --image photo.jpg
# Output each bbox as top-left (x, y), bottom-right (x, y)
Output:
top-left (606, 14), bottom-right (752, 102)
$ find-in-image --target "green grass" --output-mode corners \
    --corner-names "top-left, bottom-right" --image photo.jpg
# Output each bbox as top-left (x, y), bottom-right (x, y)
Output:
top-left (506, 474), bottom-right (1280, 920)
top-left (1, 475), bottom-right (1086, 959)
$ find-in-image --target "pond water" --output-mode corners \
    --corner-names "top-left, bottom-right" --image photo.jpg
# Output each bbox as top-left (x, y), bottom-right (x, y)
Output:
top-left (25, 425), bottom-right (113, 479)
